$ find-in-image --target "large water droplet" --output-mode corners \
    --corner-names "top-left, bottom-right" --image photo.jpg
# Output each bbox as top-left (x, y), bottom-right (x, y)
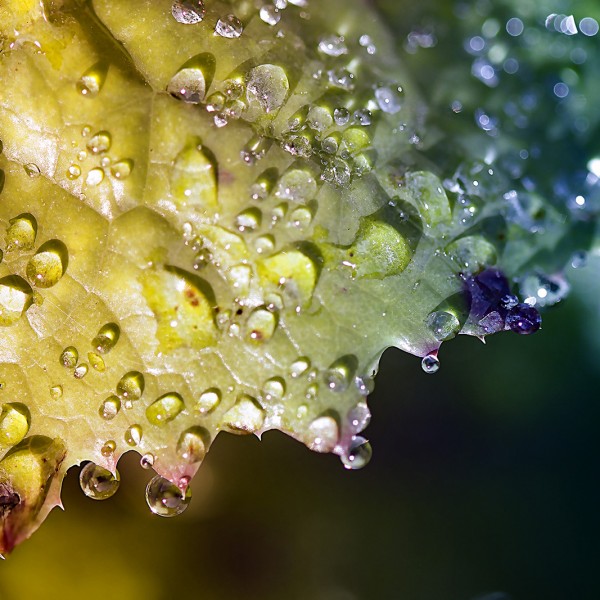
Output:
top-left (215, 14), bottom-right (243, 38)
top-left (92, 322), bottom-right (121, 354)
top-left (171, 0), bottom-right (205, 23)
top-left (426, 310), bottom-right (460, 342)
top-left (246, 64), bottom-right (289, 114)
top-left (167, 53), bottom-right (215, 104)
top-left (324, 355), bottom-right (358, 393)
top-left (195, 388), bottom-right (221, 414)
top-left (340, 436), bottom-right (372, 470)
top-left (0, 275), bottom-right (33, 326)
top-left (124, 424), bottom-right (143, 446)
top-left (26, 240), bottom-right (68, 288)
top-left (116, 371), bottom-right (145, 401)
top-left (146, 392), bottom-right (185, 426)
top-left (60, 346), bottom-right (78, 368)
top-left (86, 131), bottom-right (112, 154)
top-left (177, 426), bottom-right (210, 463)
top-left (6, 213), bottom-right (37, 252)
top-left (0, 403), bottom-right (30, 448)
top-left (245, 307), bottom-right (278, 343)
top-left (99, 395), bottom-right (121, 420)
top-left (79, 462), bottom-right (120, 500)
top-left (146, 475), bottom-right (192, 517)
top-left (76, 62), bottom-right (109, 98)
top-left (306, 415), bottom-right (339, 453)
top-left (276, 169), bottom-right (317, 203)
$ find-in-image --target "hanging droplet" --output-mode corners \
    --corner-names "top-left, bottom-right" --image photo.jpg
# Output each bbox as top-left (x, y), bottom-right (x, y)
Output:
top-left (146, 392), bottom-right (185, 426)
top-left (74, 363), bottom-right (89, 379)
top-left (140, 453), bottom-right (155, 469)
top-left (195, 388), bottom-right (221, 414)
top-left (421, 353), bottom-right (440, 374)
top-left (86, 131), bottom-right (112, 154)
top-left (177, 426), bottom-right (210, 463)
top-left (0, 403), bottom-right (30, 448)
top-left (215, 14), bottom-right (243, 38)
top-left (124, 424), bottom-right (143, 446)
top-left (110, 159), bottom-right (134, 180)
top-left (6, 213), bottom-right (37, 252)
top-left (60, 346), bottom-right (78, 369)
top-left (340, 436), bottom-right (372, 470)
top-left (0, 276), bottom-right (33, 326)
top-left (348, 402), bottom-right (371, 434)
top-left (262, 377), bottom-right (286, 402)
top-left (146, 475), bottom-right (192, 517)
top-left (79, 462), bottom-right (120, 500)
top-left (290, 357), bottom-right (310, 378)
top-left (167, 53), bottom-right (216, 104)
top-left (245, 307), bottom-right (278, 343)
top-left (92, 322), bottom-right (120, 354)
top-left (76, 62), bottom-right (109, 98)
top-left (116, 371), bottom-right (145, 401)
top-left (171, 0), bottom-right (205, 24)
top-left (306, 414), bottom-right (339, 453)
top-left (99, 395), bottom-right (121, 420)
top-left (324, 355), bottom-right (358, 393)
top-left (26, 240), bottom-right (69, 288)
top-left (426, 310), bottom-right (460, 342)
top-left (354, 376), bottom-right (375, 396)
top-left (101, 440), bottom-right (116, 457)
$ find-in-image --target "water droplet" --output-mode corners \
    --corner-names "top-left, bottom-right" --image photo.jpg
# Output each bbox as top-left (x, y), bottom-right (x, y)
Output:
top-left (307, 106), bottom-right (333, 132)
top-left (254, 234), bottom-right (275, 255)
top-left (374, 85), bottom-right (404, 114)
top-left (246, 64), bottom-right (289, 114)
top-left (146, 392), bottom-right (185, 426)
top-left (146, 475), bottom-right (192, 517)
top-left (92, 323), bottom-right (120, 354)
top-left (215, 14), bottom-right (243, 38)
top-left (318, 34), bottom-right (348, 57)
top-left (171, 0), bottom-right (205, 24)
top-left (353, 109), bottom-right (372, 126)
top-left (354, 376), bottom-right (374, 396)
top-left (99, 395), bottom-right (121, 420)
top-left (74, 363), bottom-right (89, 379)
top-left (327, 68), bottom-right (355, 91)
top-left (76, 62), bottom-right (109, 98)
top-left (0, 403), bottom-right (30, 447)
top-left (306, 415), bottom-right (339, 453)
top-left (426, 311), bottom-right (460, 342)
top-left (167, 53), bottom-right (215, 104)
top-left (177, 426), bottom-right (210, 463)
top-left (26, 240), bottom-right (68, 288)
top-left (86, 167), bottom-right (104, 186)
top-left (222, 395), bottom-right (265, 434)
top-left (140, 453), bottom-right (155, 469)
top-left (519, 273), bottom-right (569, 308)
top-left (86, 131), bottom-right (112, 154)
top-left (288, 206), bottom-right (313, 230)
top-left (49, 385), bottom-right (63, 400)
top-left (195, 388), bottom-right (221, 414)
top-left (241, 135), bottom-right (272, 165)
top-left (276, 169), bottom-right (317, 203)
top-left (324, 355), bottom-right (358, 392)
top-left (340, 436), bottom-right (372, 470)
top-left (101, 440), bottom-right (116, 456)
top-left (110, 159), bottom-right (134, 180)
top-left (235, 207), bottom-right (262, 232)
top-left (116, 371), bottom-right (145, 401)
top-left (60, 346), bottom-right (78, 368)
top-left (290, 357), bottom-right (310, 378)
top-left (124, 424), bottom-right (143, 446)
top-left (0, 276), bottom-right (33, 325)
top-left (262, 377), bottom-right (286, 402)
top-left (259, 4), bottom-right (281, 26)
top-left (79, 462), bottom-right (120, 500)
top-left (333, 107), bottom-right (350, 126)
top-left (506, 304), bottom-right (541, 335)
top-left (66, 164), bottom-right (81, 180)
top-left (245, 307), bottom-right (278, 342)
top-left (421, 353), bottom-right (440, 374)
top-left (6, 213), bottom-right (37, 252)
top-left (348, 402), bottom-right (371, 433)
top-left (77, 150), bottom-right (87, 162)
top-left (24, 163), bottom-right (40, 178)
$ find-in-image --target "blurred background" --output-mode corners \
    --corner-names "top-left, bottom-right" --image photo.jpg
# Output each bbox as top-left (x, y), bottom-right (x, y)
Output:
top-left (3, 0), bottom-right (600, 598)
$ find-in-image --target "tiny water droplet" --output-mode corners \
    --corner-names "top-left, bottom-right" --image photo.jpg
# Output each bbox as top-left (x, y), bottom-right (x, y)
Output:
top-left (171, 0), bottom-right (205, 24)
top-left (140, 453), bottom-right (155, 469)
top-left (348, 402), bottom-right (371, 434)
top-left (146, 392), bottom-right (185, 426)
top-left (146, 475), bottom-right (192, 517)
top-left (125, 424), bottom-right (143, 446)
top-left (259, 4), bottom-right (281, 26)
top-left (506, 304), bottom-right (542, 335)
top-left (49, 385), bottom-right (63, 400)
top-left (333, 107), bottom-right (350, 126)
top-left (110, 159), bottom-right (134, 180)
top-left (76, 62), bottom-right (108, 98)
top-left (215, 14), bottom-right (243, 38)
top-left (26, 240), bottom-right (69, 288)
top-left (246, 64), bottom-right (289, 114)
top-left (421, 353), bottom-right (440, 374)
top-left (340, 436), bottom-right (372, 470)
top-left (24, 163), bottom-right (40, 178)
top-left (60, 346), bottom-right (78, 368)
top-left (66, 164), bottom-right (81, 180)
top-left (374, 85), bottom-right (404, 114)
top-left (101, 440), bottom-right (116, 456)
top-left (167, 53), bottom-right (215, 104)
top-left (254, 234), bottom-right (275, 255)
top-left (195, 388), bottom-right (221, 414)
top-left (92, 323), bottom-right (120, 354)
top-left (177, 426), bottom-right (209, 463)
top-left (99, 395), bottom-right (121, 420)
top-left (318, 34), bottom-right (348, 57)
top-left (79, 462), bottom-right (120, 500)
top-left (86, 131), bottom-right (112, 154)
top-left (276, 169), bottom-right (317, 203)
top-left (117, 371), bottom-right (145, 401)
top-left (0, 276), bottom-right (33, 325)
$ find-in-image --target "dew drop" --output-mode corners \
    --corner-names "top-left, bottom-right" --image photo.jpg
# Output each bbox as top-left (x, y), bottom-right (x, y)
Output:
top-left (340, 436), bottom-right (372, 470)
top-left (195, 388), bottom-right (221, 414)
top-left (426, 310), bottom-right (460, 342)
top-left (99, 395), bottom-right (121, 420)
top-left (146, 392), bottom-right (185, 426)
top-left (306, 415), bottom-right (339, 453)
top-left (167, 53), bottom-right (215, 104)
top-left (24, 163), bottom-right (40, 178)
top-left (125, 424), bottom-right (143, 446)
top-left (79, 462), bottom-right (120, 500)
top-left (77, 62), bottom-right (109, 97)
top-left (66, 164), bottom-right (81, 180)
top-left (49, 385), bottom-right (63, 400)
top-left (26, 240), bottom-right (69, 288)
top-left (86, 131), bottom-right (112, 154)
top-left (246, 64), bottom-right (289, 114)
top-left (86, 167), bottom-right (104, 186)
top-left (215, 14), bottom-right (243, 38)
top-left (276, 169), bottom-right (317, 203)
top-left (0, 276), bottom-right (33, 326)
top-left (140, 453), bottom-right (155, 469)
top-left (146, 475), bottom-right (192, 517)
top-left (333, 107), bottom-right (350, 126)
top-left (171, 0), bottom-right (205, 23)
top-left (116, 371), bottom-right (145, 401)
top-left (421, 353), bottom-right (440, 374)
top-left (318, 34), bottom-right (348, 57)
top-left (101, 440), bottom-right (116, 456)
top-left (0, 403), bottom-right (30, 447)
top-left (245, 307), bottom-right (278, 343)
top-left (254, 234), bottom-right (275, 255)
top-left (506, 304), bottom-right (542, 335)
top-left (348, 402), bottom-right (371, 434)
top-left (235, 207), bottom-right (262, 232)
top-left (259, 4), bottom-right (281, 26)
top-left (262, 377), bottom-right (286, 402)
top-left (92, 323), bottom-right (120, 354)
top-left (222, 395), bottom-right (265, 434)
top-left (374, 85), bottom-right (404, 115)
top-left (60, 346), bottom-right (78, 369)
top-left (74, 363), bottom-right (89, 379)
top-left (6, 213), bottom-right (37, 252)
top-left (324, 355), bottom-right (358, 392)
top-left (110, 159), bottom-right (134, 180)
top-left (290, 357), bottom-right (310, 378)
top-left (177, 426), bottom-right (209, 463)
top-left (288, 206), bottom-right (313, 230)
